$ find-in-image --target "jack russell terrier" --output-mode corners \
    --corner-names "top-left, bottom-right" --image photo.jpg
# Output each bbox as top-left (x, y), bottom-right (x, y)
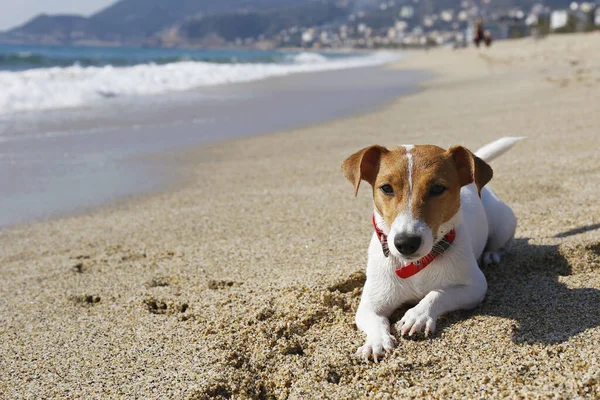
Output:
top-left (342, 137), bottom-right (524, 362)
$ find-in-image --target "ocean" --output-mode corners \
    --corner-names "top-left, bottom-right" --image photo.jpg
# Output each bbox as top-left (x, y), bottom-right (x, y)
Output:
top-left (0, 43), bottom-right (424, 228)
top-left (0, 44), bottom-right (357, 71)
top-left (0, 43), bottom-right (400, 115)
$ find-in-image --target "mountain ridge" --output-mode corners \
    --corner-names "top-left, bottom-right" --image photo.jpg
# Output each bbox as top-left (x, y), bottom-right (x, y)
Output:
top-left (4, 0), bottom-right (317, 45)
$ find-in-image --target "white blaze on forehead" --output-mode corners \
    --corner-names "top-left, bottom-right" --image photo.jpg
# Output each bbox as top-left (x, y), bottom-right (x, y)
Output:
top-left (402, 145), bottom-right (414, 212)
top-left (388, 145), bottom-right (434, 259)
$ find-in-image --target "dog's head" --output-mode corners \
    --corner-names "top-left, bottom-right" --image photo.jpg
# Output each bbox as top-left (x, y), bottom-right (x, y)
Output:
top-left (342, 144), bottom-right (492, 261)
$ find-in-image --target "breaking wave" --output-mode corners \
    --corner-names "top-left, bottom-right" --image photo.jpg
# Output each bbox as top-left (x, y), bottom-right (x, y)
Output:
top-left (0, 51), bottom-right (401, 114)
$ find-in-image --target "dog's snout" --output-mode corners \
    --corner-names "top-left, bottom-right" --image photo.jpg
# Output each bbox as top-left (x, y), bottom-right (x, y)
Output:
top-left (394, 234), bottom-right (422, 256)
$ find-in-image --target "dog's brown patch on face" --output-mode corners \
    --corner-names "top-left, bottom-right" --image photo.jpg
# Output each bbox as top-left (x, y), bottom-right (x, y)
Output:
top-left (410, 146), bottom-right (463, 237)
top-left (370, 145), bottom-right (462, 235)
top-left (342, 143), bottom-right (493, 238)
top-left (370, 147), bottom-right (409, 228)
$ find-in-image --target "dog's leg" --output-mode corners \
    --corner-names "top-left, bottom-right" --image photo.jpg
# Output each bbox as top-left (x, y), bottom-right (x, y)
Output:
top-left (482, 188), bottom-right (517, 266)
top-left (355, 301), bottom-right (396, 362)
top-left (397, 267), bottom-right (487, 336)
top-left (355, 282), bottom-right (401, 362)
top-left (483, 216), bottom-right (515, 266)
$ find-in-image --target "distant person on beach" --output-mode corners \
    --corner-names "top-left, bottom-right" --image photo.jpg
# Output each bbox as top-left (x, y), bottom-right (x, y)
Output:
top-left (473, 18), bottom-right (492, 48)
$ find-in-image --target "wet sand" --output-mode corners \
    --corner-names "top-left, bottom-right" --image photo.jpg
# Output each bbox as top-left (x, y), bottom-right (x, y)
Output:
top-left (1, 33), bottom-right (600, 398)
top-left (0, 66), bottom-right (428, 228)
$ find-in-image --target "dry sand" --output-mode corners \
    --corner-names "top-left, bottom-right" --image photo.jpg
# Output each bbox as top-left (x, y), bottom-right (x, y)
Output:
top-left (1, 33), bottom-right (600, 399)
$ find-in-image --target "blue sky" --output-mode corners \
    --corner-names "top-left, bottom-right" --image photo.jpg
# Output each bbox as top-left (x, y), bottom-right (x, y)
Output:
top-left (0, 0), bottom-right (115, 31)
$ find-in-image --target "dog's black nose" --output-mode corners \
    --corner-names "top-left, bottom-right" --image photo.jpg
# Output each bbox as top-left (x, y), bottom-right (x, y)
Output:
top-left (394, 234), bottom-right (422, 256)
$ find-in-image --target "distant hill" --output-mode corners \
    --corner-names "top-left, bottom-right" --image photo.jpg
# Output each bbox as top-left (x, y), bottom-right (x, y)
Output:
top-left (7, 14), bottom-right (109, 43)
top-left (89, 0), bottom-right (313, 40)
top-left (10, 14), bottom-right (89, 36)
top-left (5, 0), bottom-right (317, 44)
top-left (1, 0), bottom-right (579, 46)
top-left (178, 2), bottom-right (348, 43)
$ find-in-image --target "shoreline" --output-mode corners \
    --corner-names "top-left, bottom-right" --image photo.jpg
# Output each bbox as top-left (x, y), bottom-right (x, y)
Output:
top-left (0, 64), bottom-right (429, 230)
top-left (1, 34), bottom-right (599, 398)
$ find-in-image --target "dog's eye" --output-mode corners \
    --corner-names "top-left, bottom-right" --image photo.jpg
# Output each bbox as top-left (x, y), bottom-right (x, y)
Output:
top-left (430, 184), bottom-right (447, 196)
top-left (380, 184), bottom-right (394, 195)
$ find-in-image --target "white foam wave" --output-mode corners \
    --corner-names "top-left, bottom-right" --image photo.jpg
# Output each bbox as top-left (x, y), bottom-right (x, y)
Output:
top-left (286, 52), bottom-right (329, 64)
top-left (0, 52), bottom-right (401, 115)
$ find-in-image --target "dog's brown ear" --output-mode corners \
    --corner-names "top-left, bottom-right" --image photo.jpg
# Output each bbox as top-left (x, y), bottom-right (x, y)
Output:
top-left (342, 145), bottom-right (388, 196)
top-left (448, 146), bottom-right (493, 196)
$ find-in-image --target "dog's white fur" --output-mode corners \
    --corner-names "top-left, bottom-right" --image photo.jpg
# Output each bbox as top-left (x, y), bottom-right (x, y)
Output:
top-left (355, 137), bottom-right (523, 362)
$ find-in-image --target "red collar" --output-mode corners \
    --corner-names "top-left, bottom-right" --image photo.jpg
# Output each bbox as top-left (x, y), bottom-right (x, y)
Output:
top-left (372, 214), bottom-right (456, 279)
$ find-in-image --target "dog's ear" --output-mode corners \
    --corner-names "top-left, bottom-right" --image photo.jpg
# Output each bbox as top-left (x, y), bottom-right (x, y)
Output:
top-left (342, 145), bottom-right (388, 197)
top-left (448, 146), bottom-right (493, 196)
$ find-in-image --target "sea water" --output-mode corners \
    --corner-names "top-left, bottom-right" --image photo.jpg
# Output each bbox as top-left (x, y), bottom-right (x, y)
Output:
top-left (0, 43), bottom-right (400, 115)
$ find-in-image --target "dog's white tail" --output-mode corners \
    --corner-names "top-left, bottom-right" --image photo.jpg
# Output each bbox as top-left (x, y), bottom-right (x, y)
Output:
top-left (474, 136), bottom-right (525, 163)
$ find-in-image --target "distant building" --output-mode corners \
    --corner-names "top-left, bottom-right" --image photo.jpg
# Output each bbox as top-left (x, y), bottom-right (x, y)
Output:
top-left (400, 6), bottom-right (414, 18)
top-left (301, 29), bottom-right (314, 44)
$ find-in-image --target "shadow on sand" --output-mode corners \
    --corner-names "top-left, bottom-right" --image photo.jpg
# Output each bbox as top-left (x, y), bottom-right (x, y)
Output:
top-left (465, 237), bottom-right (599, 344)
top-left (553, 222), bottom-right (600, 238)
top-left (390, 233), bottom-right (600, 345)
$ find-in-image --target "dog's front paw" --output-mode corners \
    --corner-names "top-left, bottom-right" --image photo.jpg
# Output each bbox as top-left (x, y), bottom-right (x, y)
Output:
top-left (397, 307), bottom-right (436, 337)
top-left (355, 333), bottom-right (396, 362)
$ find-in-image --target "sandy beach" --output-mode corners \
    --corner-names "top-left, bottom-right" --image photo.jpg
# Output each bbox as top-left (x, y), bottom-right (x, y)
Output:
top-left (1, 32), bottom-right (600, 398)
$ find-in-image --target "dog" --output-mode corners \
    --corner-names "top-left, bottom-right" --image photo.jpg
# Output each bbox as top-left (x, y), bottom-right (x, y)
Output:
top-left (341, 137), bottom-right (524, 362)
